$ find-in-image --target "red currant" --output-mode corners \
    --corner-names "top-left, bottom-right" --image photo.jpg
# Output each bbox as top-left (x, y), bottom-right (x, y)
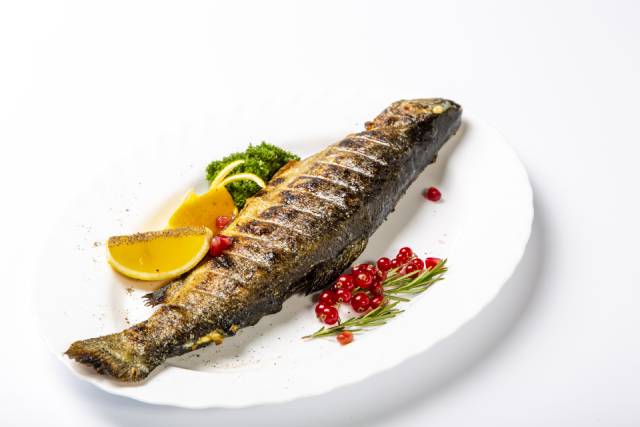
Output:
top-left (210, 237), bottom-right (223, 256)
top-left (423, 186), bottom-right (442, 202)
top-left (351, 292), bottom-right (371, 312)
top-left (351, 263), bottom-right (370, 276)
top-left (354, 271), bottom-right (373, 288)
top-left (375, 269), bottom-right (387, 282)
top-left (366, 264), bottom-right (382, 280)
top-left (404, 263), bottom-right (420, 277)
top-left (389, 257), bottom-right (403, 270)
top-left (398, 247), bottom-right (413, 258)
top-left (315, 303), bottom-right (327, 317)
top-left (209, 235), bottom-right (233, 256)
top-left (336, 331), bottom-right (354, 345)
top-left (409, 258), bottom-right (424, 270)
top-left (334, 288), bottom-right (352, 303)
top-left (371, 283), bottom-right (385, 297)
top-left (396, 252), bottom-right (409, 264)
top-left (319, 290), bottom-right (336, 305)
top-left (370, 296), bottom-right (384, 309)
top-left (215, 215), bottom-right (231, 229)
top-left (377, 257), bottom-right (391, 272)
top-left (320, 306), bottom-right (339, 325)
top-left (425, 257), bottom-right (442, 270)
top-left (334, 274), bottom-right (355, 290)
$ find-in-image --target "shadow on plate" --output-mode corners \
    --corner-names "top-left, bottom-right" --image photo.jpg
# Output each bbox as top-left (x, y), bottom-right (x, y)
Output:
top-left (53, 184), bottom-right (545, 427)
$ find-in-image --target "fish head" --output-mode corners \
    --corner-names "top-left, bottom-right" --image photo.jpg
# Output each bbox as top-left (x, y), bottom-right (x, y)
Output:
top-left (366, 98), bottom-right (461, 130)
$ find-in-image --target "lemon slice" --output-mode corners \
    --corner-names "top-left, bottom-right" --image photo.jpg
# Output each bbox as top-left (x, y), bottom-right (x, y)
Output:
top-left (168, 185), bottom-right (235, 232)
top-left (167, 160), bottom-right (265, 232)
top-left (107, 226), bottom-right (213, 281)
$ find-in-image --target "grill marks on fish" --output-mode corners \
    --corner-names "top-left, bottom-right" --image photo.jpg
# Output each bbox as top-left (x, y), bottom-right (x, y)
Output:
top-left (298, 174), bottom-right (354, 191)
top-left (348, 132), bottom-right (393, 147)
top-left (259, 204), bottom-right (322, 225)
top-left (244, 215), bottom-right (314, 237)
top-left (290, 177), bottom-right (356, 209)
top-left (227, 204), bottom-right (325, 271)
top-left (171, 152), bottom-right (369, 322)
top-left (335, 138), bottom-right (396, 167)
top-left (308, 159), bottom-right (375, 191)
top-left (247, 197), bottom-right (325, 220)
top-left (343, 130), bottom-right (402, 154)
top-left (225, 237), bottom-right (282, 266)
top-left (235, 222), bottom-right (304, 255)
top-left (65, 98), bottom-right (463, 382)
top-left (223, 249), bottom-right (273, 268)
top-left (170, 262), bottom-right (243, 306)
top-left (205, 256), bottom-right (253, 284)
top-left (279, 189), bottom-right (344, 218)
top-left (230, 231), bottom-right (293, 253)
top-left (330, 146), bottom-right (388, 166)
top-left (317, 160), bottom-right (374, 179)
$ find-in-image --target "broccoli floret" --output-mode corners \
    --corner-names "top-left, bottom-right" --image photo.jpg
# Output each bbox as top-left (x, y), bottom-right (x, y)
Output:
top-left (206, 142), bottom-right (299, 208)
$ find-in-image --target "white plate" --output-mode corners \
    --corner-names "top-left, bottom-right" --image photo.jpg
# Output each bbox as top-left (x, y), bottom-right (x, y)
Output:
top-left (34, 111), bottom-right (532, 408)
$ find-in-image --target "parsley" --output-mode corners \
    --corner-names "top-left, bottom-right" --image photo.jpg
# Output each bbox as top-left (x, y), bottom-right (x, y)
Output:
top-left (206, 142), bottom-right (299, 208)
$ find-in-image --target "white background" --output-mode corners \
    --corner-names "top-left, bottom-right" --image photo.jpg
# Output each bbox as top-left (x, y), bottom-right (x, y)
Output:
top-left (1, 0), bottom-right (639, 425)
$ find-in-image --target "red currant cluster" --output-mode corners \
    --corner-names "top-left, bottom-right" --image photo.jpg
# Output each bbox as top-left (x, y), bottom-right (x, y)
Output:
top-left (315, 246), bottom-right (441, 326)
top-left (209, 215), bottom-right (233, 256)
top-left (209, 235), bottom-right (233, 256)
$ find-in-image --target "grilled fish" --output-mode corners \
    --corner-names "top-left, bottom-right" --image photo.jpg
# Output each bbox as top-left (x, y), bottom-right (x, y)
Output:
top-left (66, 99), bottom-right (462, 381)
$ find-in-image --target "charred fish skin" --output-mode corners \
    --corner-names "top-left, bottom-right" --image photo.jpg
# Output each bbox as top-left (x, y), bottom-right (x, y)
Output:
top-left (66, 99), bottom-right (462, 381)
top-left (144, 236), bottom-right (369, 307)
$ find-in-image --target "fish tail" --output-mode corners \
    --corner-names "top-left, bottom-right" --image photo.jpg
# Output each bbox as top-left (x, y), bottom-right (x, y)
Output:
top-left (65, 332), bottom-right (154, 382)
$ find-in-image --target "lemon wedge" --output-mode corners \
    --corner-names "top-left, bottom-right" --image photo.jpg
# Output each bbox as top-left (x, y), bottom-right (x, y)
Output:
top-left (107, 226), bottom-right (212, 281)
top-left (167, 159), bottom-right (265, 231)
top-left (168, 185), bottom-right (235, 232)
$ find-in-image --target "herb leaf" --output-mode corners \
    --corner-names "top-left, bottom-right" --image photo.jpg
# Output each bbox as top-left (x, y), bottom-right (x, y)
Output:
top-left (206, 142), bottom-right (299, 208)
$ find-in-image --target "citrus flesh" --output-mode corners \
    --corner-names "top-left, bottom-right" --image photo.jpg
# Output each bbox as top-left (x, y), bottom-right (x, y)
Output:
top-left (167, 185), bottom-right (235, 233)
top-left (107, 226), bottom-right (212, 281)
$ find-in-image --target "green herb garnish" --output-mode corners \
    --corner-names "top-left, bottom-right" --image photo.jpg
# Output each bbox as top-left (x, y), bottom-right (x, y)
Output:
top-left (206, 142), bottom-right (299, 208)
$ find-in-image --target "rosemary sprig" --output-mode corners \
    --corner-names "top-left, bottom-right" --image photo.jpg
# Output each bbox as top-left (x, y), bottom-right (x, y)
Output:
top-left (384, 259), bottom-right (447, 295)
top-left (302, 301), bottom-right (404, 339)
top-left (303, 259), bottom-right (447, 339)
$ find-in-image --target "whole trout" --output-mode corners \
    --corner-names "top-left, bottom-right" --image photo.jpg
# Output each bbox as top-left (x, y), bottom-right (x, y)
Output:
top-left (66, 99), bottom-right (462, 381)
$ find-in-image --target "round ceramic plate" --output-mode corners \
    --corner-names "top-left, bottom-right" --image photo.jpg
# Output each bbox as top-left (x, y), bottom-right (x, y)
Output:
top-left (34, 112), bottom-right (532, 408)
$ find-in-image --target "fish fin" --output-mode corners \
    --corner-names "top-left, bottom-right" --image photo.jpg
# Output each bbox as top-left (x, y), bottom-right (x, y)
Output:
top-left (65, 332), bottom-right (153, 382)
top-left (142, 287), bottom-right (169, 306)
top-left (143, 278), bottom-right (185, 307)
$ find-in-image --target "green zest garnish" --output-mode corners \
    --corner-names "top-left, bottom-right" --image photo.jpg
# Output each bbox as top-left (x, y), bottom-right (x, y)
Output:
top-left (303, 259), bottom-right (448, 339)
top-left (206, 142), bottom-right (299, 208)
